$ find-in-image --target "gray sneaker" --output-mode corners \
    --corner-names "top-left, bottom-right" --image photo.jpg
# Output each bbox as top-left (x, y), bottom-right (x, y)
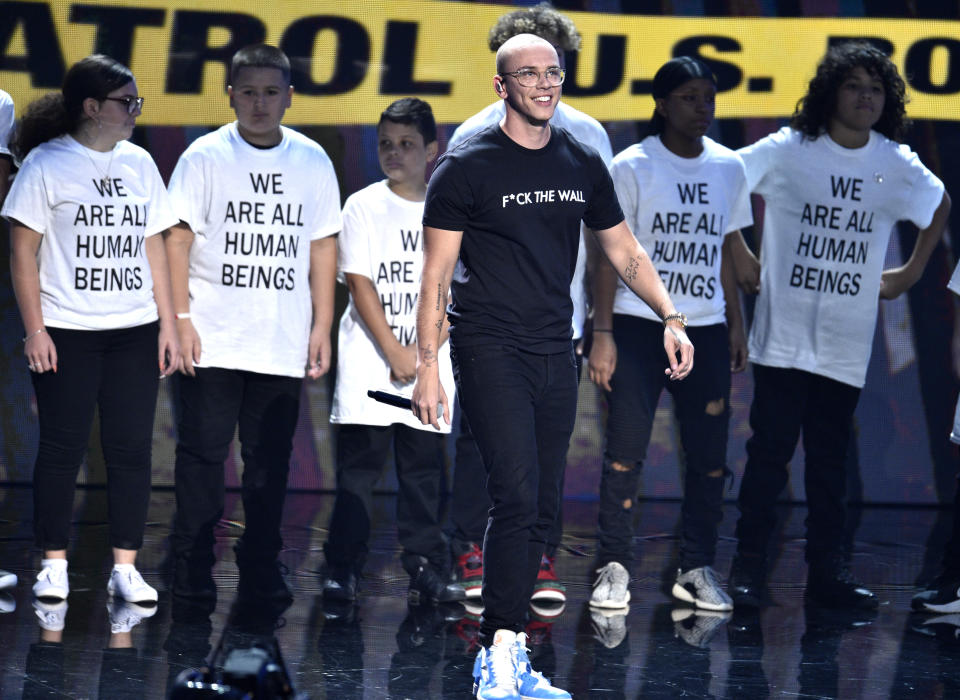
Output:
top-left (590, 562), bottom-right (630, 609)
top-left (590, 608), bottom-right (628, 649)
top-left (671, 607), bottom-right (731, 648)
top-left (672, 566), bottom-right (733, 611)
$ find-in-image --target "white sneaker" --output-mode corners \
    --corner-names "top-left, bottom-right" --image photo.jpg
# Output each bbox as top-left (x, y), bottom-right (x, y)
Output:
top-left (0, 569), bottom-right (17, 589)
top-left (33, 598), bottom-right (68, 631)
top-left (590, 562), bottom-right (630, 609)
top-left (108, 599), bottom-right (157, 634)
top-left (107, 566), bottom-right (158, 603)
top-left (473, 628), bottom-right (520, 700)
top-left (0, 592), bottom-right (15, 614)
top-left (672, 566), bottom-right (734, 611)
top-left (513, 632), bottom-right (571, 699)
top-left (33, 562), bottom-right (69, 600)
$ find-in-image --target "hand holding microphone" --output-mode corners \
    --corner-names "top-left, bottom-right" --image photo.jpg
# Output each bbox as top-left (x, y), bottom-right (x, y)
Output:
top-left (367, 390), bottom-right (444, 419)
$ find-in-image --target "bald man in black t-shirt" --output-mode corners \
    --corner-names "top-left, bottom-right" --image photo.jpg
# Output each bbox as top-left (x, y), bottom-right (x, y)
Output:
top-left (411, 34), bottom-right (693, 700)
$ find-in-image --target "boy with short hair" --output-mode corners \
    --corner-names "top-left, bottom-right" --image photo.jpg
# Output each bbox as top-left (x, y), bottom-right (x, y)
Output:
top-left (164, 44), bottom-right (341, 600)
top-left (730, 42), bottom-right (951, 609)
top-left (322, 98), bottom-right (463, 607)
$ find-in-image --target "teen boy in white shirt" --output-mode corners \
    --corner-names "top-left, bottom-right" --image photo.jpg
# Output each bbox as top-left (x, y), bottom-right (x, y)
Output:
top-left (165, 44), bottom-right (341, 601)
top-left (322, 98), bottom-right (463, 607)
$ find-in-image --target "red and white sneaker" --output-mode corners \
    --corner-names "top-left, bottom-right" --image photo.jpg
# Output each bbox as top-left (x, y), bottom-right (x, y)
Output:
top-left (531, 555), bottom-right (566, 603)
top-left (453, 610), bottom-right (482, 655)
top-left (454, 542), bottom-right (483, 599)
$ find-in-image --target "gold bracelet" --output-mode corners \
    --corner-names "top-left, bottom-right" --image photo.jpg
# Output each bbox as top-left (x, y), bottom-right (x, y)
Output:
top-left (662, 312), bottom-right (688, 329)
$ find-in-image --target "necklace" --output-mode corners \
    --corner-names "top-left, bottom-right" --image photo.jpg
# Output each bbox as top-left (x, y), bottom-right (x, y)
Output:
top-left (82, 144), bottom-right (116, 189)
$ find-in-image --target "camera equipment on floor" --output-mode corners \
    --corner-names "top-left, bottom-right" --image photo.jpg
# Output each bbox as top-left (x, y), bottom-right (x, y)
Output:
top-left (170, 629), bottom-right (307, 699)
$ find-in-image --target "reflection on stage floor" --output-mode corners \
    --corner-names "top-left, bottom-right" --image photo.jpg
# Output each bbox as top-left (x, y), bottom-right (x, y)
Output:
top-left (0, 489), bottom-right (957, 699)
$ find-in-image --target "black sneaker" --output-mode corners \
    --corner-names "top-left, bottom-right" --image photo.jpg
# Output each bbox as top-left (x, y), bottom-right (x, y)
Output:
top-left (322, 566), bottom-right (358, 602)
top-left (803, 601), bottom-right (877, 630)
top-left (322, 598), bottom-right (357, 623)
top-left (172, 558), bottom-right (217, 601)
top-left (912, 576), bottom-right (960, 614)
top-left (238, 559), bottom-right (292, 602)
top-left (728, 555), bottom-right (766, 608)
top-left (727, 608), bottom-right (764, 650)
top-left (403, 555), bottom-right (466, 606)
top-left (805, 556), bottom-right (878, 610)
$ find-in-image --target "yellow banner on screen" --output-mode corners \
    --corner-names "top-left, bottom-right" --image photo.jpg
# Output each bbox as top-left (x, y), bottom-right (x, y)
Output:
top-left (2, 0), bottom-right (960, 124)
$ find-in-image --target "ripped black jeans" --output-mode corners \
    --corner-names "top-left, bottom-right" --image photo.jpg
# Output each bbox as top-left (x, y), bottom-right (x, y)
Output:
top-left (596, 316), bottom-right (730, 573)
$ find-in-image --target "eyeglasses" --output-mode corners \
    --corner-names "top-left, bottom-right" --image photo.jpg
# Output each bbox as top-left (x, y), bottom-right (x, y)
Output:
top-left (500, 68), bottom-right (565, 87)
top-left (103, 96), bottom-right (145, 114)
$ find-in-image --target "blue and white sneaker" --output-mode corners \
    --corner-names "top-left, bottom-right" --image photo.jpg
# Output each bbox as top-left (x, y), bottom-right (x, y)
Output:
top-left (513, 632), bottom-right (571, 700)
top-left (473, 629), bottom-right (521, 700)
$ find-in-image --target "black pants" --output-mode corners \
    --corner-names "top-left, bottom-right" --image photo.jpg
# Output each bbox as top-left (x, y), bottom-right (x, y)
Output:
top-left (735, 364), bottom-right (861, 563)
top-left (32, 323), bottom-right (159, 551)
top-left (447, 403), bottom-right (487, 545)
top-left (171, 367), bottom-right (301, 566)
top-left (940, 472), bottom-right (960, 577)
top-left (597, 317), bottom-right (730, 572)
top-left (323, 423), bottom-right (447, 571)
top-left (447, 353), bottom-right (582, 555)
top-left (452, 342), bottom-right (578, 646)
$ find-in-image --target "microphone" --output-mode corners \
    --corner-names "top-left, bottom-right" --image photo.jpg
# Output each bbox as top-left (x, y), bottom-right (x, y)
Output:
top-left (367, 390), bottom-right (444, 419)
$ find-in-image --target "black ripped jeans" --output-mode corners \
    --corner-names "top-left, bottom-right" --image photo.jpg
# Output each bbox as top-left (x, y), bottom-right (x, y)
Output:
top-left (596, 316), bottom-right (731, 573)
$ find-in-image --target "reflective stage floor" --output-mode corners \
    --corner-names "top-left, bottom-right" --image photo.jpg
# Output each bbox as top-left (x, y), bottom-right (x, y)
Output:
top-left (0, 488), bottom-right (957, 699)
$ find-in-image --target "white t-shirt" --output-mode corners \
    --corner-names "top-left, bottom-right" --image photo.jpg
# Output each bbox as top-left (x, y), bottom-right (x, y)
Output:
top-left (611, 135), bottom-right (752, 325)
top-left (448, 100), bottom-right (613, 339)
top-left (167, 122), bottom-right (342, 378)
top-left (0, 89), bottom-right (13, 156)
top-left (741, 126), bottom-right (944, 387)
top-left (2, 135), bottom-right (178, 330)
top-left (948, 263), bottom-right (960, 444)
top-left (330, 180), bottom-right (455, 432)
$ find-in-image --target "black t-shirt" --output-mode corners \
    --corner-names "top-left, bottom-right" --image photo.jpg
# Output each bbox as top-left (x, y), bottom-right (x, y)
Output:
top-left (424, 125), bottom-right (624, 353)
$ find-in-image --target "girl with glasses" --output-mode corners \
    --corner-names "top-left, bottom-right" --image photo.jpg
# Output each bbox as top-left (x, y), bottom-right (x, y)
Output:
top-left (3, 54), bottom-right (180, 605)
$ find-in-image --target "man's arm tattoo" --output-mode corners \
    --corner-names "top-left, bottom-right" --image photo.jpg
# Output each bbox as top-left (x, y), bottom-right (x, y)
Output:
top-left (623, 256), bottom-right (640, 284)
top-left (434, 319), bottom-right (442, 330)
top-left (435, 283), bottom-right (443, 311)
top-left (423, 344), bottom-right (436, 367)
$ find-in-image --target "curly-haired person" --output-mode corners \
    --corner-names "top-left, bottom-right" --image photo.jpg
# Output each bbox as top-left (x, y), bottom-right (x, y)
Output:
top-left (728, 42), bottom-right (951, 610)
top-left (486, 1), bottom-right (580, 53)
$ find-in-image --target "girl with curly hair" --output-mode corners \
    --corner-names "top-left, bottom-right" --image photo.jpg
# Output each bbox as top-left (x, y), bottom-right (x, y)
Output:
top-left (728, 42), bottom-right (951, 611)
